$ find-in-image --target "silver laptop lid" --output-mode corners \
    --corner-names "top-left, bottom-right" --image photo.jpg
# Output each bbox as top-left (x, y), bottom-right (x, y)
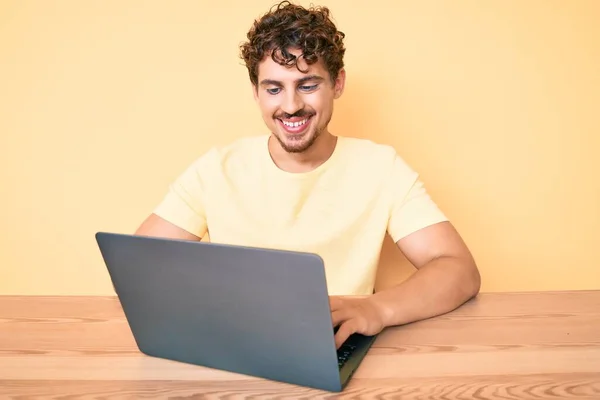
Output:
top-left (95, 232), bottom-right (343, 391)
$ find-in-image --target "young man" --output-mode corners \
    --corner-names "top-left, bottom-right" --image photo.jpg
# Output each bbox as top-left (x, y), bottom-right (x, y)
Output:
top-left (135, 1), bottom-right (481, 348)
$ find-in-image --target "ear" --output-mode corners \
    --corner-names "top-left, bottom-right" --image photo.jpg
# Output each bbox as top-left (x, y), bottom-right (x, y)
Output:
top-left (252, 84), bottom-right (259, 102)
top-left (333, 68), bottom-right (346, 99)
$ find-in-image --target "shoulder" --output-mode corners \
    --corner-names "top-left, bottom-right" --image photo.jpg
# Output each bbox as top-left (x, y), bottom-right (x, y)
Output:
top-left (339, 136), bottom-right (399, 162)
top-left (188, 134), bottom-right (268, 172)
top-left (339, 136), bottom-right (396, 155)
top-left (336, 137), bottom-right (422, 198)
top-left (338, 136), bottom-right (411, 172)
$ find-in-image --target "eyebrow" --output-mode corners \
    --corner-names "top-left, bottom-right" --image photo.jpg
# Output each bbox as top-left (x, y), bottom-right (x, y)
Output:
top-left (259, 75), bottom-right (325, 87)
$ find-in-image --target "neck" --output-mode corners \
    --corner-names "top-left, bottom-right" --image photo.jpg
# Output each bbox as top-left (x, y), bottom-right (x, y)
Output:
top-left (268, 132), bottom-right (338, 173)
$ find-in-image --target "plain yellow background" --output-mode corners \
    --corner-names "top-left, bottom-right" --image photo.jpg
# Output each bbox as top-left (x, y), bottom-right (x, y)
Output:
top-left (1, 1), bottom-right (598, 295)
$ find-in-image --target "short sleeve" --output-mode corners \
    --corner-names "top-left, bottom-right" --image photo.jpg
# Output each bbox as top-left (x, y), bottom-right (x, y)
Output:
top-left (386, 155), bottom-right (448, 243)
top-left (153, 155), bottom-right (210, 238)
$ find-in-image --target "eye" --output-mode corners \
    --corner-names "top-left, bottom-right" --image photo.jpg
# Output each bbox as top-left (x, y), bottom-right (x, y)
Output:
top-left (266, 87), bottom-right (281, 95)
top-left (299, 84), bottom-right (318, 92)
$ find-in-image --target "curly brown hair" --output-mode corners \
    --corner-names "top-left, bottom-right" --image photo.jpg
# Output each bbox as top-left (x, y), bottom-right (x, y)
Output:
top-left (240, 1), bottom-right (346, 86)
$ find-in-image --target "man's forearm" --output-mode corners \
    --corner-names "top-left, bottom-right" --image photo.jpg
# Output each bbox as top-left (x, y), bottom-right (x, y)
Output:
top-left (369, 256), bottom-right (481, 328)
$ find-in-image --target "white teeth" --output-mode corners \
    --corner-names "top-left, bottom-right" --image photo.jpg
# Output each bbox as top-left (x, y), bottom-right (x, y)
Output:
top-left (282, 118), bottom-right (308, 127)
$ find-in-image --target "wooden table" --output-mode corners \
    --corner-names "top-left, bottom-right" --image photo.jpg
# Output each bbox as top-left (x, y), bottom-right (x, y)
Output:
top-left (1, 291), bottom-right (599, 399)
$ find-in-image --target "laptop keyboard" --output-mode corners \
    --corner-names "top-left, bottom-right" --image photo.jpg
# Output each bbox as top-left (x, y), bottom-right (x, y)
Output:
top-left (337, 337), bottom-right (360, 368)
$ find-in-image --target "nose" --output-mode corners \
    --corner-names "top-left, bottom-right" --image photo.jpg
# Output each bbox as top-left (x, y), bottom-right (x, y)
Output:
top-left (280, 91), bottom-right (304, 116)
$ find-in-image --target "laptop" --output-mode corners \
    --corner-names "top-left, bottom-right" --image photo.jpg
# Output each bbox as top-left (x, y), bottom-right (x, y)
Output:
top-left (95, 232), bottom-right (377, 392)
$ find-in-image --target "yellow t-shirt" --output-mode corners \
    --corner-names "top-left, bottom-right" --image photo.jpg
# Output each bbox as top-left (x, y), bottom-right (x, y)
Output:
top-left (153, 135), bottom-right (447, 295)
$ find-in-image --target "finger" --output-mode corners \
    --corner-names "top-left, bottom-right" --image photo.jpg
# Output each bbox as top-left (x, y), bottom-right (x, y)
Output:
top-left (334, 320), bottom-right (356, 349)
top-left (331, 308), bottom-right (352, 327)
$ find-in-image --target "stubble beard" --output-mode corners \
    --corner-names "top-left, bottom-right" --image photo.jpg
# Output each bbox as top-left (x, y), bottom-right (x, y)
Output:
top-left (272, 113), bottom-right (332, 154)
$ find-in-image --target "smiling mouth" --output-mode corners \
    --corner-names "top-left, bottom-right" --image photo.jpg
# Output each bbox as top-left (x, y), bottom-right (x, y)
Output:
top-left (277, 116), bottom-right (313, 135)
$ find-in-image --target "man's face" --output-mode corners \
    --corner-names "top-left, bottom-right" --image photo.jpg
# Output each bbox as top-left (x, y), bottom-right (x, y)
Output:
top-left (253, 48), bottom-right (345, 153)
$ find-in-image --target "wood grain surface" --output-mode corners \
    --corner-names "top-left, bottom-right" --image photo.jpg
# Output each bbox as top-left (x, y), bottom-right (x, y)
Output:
top-left (1, 291), bottom-right (599, 399)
